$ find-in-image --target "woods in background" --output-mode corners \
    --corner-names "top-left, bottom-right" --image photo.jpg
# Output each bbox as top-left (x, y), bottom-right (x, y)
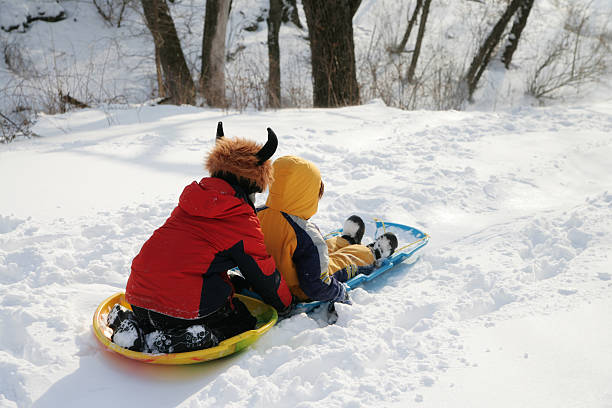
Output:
top-left (138, 0), bottom-right (545, 108)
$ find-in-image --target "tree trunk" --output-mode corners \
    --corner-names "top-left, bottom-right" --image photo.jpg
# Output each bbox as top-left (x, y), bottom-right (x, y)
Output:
top-left (464, 0), bottom-right (523, 101)
top-left (501, 0), bottom-right (535, 69)
top-left (302, 0), bottom-right (362, 107)
top-left (393, 0), bottom-right (423, 54)
top-left (201, 0), bottom-right (230, 107)
top-left (154, 47), bottom-right (165, 98)
top-left (267, 0), bottom-right (282, 108)
top-left (406, 0), bottom-right (431, 83)
top-left (141, 0), bottom-right (195, 105)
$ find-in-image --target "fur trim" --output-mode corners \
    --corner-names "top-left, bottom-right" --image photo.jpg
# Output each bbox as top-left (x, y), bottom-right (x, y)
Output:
top-left (205, 137), bottom-right (274, 191)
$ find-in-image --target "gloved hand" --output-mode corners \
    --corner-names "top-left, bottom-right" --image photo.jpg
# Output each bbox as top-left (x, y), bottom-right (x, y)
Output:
top-left (277, 296), bottom-right (297, 321)
top-left (327, 284), bottom-right (351, 325)
top-left (335, 283), bottom-right (352, 305)
top-left (359, 264), bottom-right (376, 276)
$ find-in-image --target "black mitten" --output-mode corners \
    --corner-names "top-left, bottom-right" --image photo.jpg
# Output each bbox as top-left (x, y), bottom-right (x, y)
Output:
top-left (277, 295), bottom-right (298, 321)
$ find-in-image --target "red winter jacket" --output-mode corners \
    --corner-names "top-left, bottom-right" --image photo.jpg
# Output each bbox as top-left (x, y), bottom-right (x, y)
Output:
top-left (126, 177), bottom-right (292, 319)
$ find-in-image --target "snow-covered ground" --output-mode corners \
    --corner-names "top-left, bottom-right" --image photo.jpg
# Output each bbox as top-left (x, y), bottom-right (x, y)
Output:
top-left (2, 0), bottom-right (612, 406)
top-left (1, 100), bottom-right (611, 407)
top-left (2, 0), bottom-right (612, 119)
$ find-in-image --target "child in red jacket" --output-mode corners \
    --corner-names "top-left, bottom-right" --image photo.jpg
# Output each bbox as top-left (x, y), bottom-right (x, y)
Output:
top-left (108, 122), bottom-right (292, 353)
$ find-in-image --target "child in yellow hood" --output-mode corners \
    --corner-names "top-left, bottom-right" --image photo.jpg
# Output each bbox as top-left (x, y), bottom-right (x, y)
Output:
top-left (257, 155), bottom-right (398, 304)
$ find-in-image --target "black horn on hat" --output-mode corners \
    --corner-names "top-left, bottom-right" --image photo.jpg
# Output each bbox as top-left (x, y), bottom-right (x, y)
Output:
top-left (216, 122), bottom-right (224, 140)
top-left (255, 128), bottom-right (278, 165)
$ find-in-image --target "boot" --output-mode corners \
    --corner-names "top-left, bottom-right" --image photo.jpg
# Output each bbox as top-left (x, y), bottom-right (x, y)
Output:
top-left (107, 304), bottom-right (144, 351)
top-left (341, 215), bottom-right (365, 245)
top-left (113, 319), bottom-right (144, 351)
top-left (107, 303), bottom-right (131, 332)
top-left (367, 232), bottom-right (398, 261)
top-left (145, 325), bottom-right (218, 354)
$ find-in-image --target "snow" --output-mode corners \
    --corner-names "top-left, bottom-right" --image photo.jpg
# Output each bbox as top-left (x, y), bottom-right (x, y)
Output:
top-left (2, 0), bottom-right (612, 406)
top-left (0, 0), bottom-right (65, 33)
top-left (1, 100), bottom-right (612, 407)
top-left (414, 298), bottom-right (612, 408)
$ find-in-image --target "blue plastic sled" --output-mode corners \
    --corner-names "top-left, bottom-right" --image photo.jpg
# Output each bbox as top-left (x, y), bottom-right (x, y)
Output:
top-left (292, 219), bottom-right (429, 314)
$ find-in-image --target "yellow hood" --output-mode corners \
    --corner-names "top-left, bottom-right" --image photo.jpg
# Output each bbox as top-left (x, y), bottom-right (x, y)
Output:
top-left (266, 156), bottom-right (321, 219)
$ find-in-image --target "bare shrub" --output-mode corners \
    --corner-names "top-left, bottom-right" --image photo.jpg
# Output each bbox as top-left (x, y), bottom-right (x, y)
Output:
top-left (527, 3), bottom-right (612, 101)
top-left (358, 25), bottom-right (398, 106)
top-left (0, 108), bottom-right (36, 143)
top-left (0, 33), bottom-right (135, 142)
top-left (224, 32), bottom-right (312, 111)
top-left (225, 49), bottom-right (268, 111)
top-left (281, 53), bottom-right (311, 108)
top-left (1, 40), bottom-right (37, 142)
top-left (416, 51), bottom-right (467, 110)
top-left (93, 0), bottom-right (135, 27)
top-left (356, 12), bottom-right (466, 111)
top-left (0, 76), bottom-right (39, 143)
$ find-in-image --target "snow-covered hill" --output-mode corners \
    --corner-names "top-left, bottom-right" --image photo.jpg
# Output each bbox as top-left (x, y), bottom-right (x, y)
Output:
top-left (1, 100), bottom-right (611, 407)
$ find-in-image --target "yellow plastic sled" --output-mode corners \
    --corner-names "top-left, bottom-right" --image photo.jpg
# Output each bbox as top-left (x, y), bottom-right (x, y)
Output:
top-left (92, 292), bottom-right (278, 365)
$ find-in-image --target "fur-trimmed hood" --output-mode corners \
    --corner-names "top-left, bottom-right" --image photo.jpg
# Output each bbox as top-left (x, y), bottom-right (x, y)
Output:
top-left (205, 123), bottom-right (277, 192)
